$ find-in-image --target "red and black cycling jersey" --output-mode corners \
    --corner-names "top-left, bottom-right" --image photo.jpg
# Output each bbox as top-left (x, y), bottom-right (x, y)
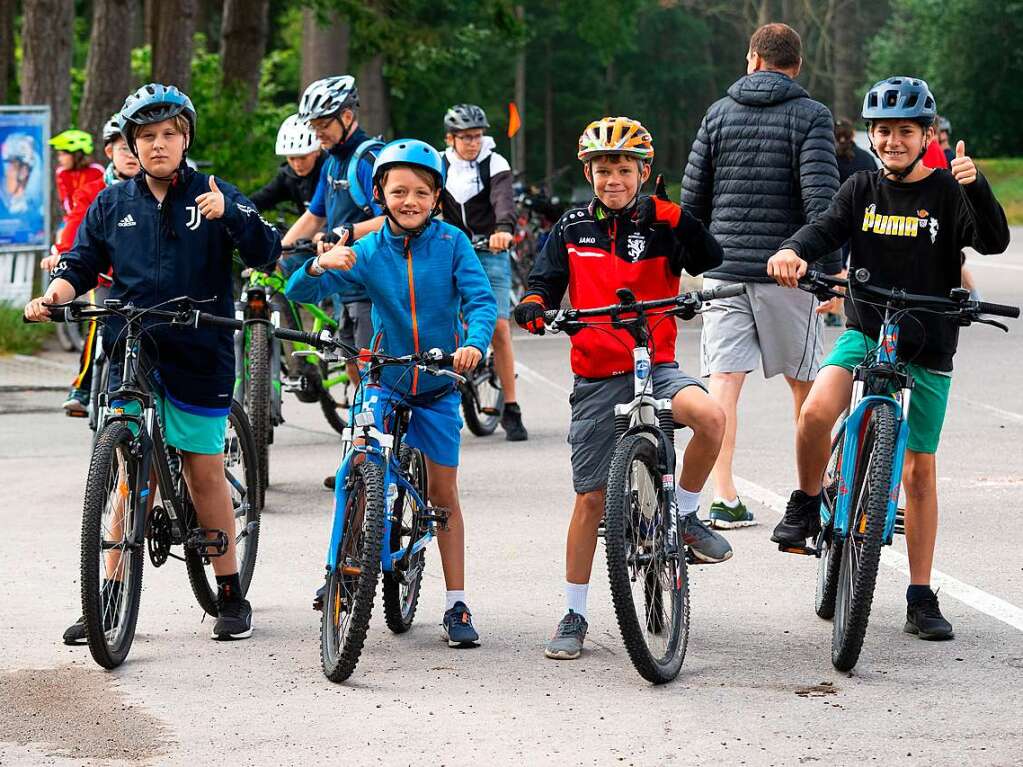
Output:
top-left (525, 198), bottom-right (722, 378)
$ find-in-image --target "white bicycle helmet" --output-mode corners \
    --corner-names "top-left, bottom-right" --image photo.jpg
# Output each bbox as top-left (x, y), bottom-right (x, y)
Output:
top-left (298, 75), bottom-right (359, 122)
top-left (2, 133), bottom-right (38, 168)
top-left (275, 114), bottom-right (320, 156)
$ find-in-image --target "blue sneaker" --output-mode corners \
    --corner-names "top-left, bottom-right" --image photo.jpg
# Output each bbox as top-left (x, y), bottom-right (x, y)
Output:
top-left (442, 601), bottom-right (479, 647)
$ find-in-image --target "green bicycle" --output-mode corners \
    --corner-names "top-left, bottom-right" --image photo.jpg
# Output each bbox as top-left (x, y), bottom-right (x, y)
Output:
top-left (234, 241), bottom-right (354, 504)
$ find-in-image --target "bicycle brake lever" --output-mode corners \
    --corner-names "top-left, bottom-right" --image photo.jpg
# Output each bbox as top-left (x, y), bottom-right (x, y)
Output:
top-left (974, 317), bottom-right (1009, 333)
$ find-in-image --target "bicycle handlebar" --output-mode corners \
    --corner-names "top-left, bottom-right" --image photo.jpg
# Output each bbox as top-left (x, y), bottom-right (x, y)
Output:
top-left (542, 282), bottom-right (746, 325)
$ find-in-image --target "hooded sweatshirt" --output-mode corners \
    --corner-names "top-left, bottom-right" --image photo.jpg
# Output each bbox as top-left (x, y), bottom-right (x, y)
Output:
top-left (440, 136), bottom-right (516, 239)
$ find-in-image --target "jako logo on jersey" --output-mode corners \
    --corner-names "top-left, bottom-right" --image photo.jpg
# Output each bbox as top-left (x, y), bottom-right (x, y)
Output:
top-left (861, 204), bottom-right (939, 243)
top-left (627, 233), bottom-right (646, 262)
top-left (117, 214), bottom-right (136, 228)
top-left (578, 236), bottom-right (596, 244)
top-left (185, 206), bottom-right (202, 231)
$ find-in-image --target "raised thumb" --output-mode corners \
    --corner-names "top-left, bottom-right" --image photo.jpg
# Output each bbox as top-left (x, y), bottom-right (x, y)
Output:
top-left (209, 175), bottom-right (220, 193)
top-left (654, 174), bottom-right (669, 200)
top-left (955, 140), bottom-right (966, 159)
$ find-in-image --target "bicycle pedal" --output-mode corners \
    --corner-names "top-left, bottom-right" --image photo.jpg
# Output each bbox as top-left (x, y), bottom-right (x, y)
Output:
top-left (777, 543), bottom-right (818, 556)
top-left (420, 506), bottom-right (450, 530)
top-left (894, 507), bottom-right (906, 535)
top-left (480, 407), bottom-right (501, 416)
top-left (185, 528), bottom-right (229, 557)
top-left (65, 409), bottom-right (89, 418)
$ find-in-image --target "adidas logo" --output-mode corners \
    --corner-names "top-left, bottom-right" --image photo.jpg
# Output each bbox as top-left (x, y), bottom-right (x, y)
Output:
top-left (117, 214), bottom-right (137, 228)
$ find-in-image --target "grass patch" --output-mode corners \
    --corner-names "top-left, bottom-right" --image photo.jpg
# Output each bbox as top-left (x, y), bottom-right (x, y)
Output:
top-left (0, 304), bottom-right (53, 355)
top-left (977, 158), bottom-right (1023, 225)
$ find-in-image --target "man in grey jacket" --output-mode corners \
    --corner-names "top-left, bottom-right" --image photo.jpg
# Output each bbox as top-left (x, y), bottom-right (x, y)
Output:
top-left (682, 23), bottom-right (840, 530)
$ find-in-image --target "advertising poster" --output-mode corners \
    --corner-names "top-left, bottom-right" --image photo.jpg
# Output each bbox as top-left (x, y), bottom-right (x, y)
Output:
top-left (0, 107), bottom-right (50, 250)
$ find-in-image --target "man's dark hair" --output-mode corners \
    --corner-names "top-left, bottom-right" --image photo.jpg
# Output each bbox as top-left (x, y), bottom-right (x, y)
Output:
top-left (749, 23), bottom-right (802, 70)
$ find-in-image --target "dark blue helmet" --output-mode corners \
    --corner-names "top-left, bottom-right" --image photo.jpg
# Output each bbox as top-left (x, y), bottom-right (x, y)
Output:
top-left (862, 76), bottom-right (936, 125)
top-left (119, 83), bottom-right (197, 153)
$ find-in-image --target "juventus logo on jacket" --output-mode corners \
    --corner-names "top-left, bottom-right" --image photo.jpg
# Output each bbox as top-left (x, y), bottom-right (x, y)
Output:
top-left (185, 206), bottom-right (202, 231)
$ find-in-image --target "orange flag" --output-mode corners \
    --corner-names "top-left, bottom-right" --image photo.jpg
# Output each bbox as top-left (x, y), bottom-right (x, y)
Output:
top-left (508, 102), bottom-right (522, 138)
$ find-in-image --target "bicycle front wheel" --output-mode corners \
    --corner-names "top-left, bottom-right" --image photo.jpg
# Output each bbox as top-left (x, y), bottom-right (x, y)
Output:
top-left (815, 434), bottom-right (845, 619)
top-left (185, 401), bottom-right (262, 616)
top-left (81, 422), bottom-right (145, 669)
top-left (461, 353), bottom-right (504, 436)
top-left (321, 460), bottom-right (386, 683)
top-left (244, 322), bottom-right (272, 506)
top-left (832, 403), bottom-right (897, 671)
top-left (604, 433), bottom-right (689, 684)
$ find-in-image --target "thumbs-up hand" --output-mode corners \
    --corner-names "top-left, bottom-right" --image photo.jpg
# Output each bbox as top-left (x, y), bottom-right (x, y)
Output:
top-left (195, 175), bottom-right (226, 219)
top-left (950, 139), bottom-right (977, 186)
top-left (634, 173), bottom-right (682, 229)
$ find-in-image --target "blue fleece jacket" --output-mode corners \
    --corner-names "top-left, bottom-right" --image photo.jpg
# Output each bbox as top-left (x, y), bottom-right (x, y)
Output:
top-left (286, 219), bottom-right (497, 396)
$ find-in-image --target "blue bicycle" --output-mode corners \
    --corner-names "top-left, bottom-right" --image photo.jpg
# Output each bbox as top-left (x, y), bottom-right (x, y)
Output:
top-left (791, 270), bottom-right (1018, 671)
top-left (292, 333), bottom-right (465, 683)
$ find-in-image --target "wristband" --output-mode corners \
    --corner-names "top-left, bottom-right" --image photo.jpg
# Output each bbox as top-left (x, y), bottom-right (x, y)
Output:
top-left (308, 256), bottom-right (325, 277)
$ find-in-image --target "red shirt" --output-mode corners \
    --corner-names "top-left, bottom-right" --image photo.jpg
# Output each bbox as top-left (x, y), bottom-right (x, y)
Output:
top-left (55, 176), bottom-right (105, 254)
top-left (55, 164), bottom-right (104, 216)
top-left (922, 140), bottom-right (949, 169)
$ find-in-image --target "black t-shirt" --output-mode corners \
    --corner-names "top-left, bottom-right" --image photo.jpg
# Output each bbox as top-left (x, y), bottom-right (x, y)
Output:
top-left (782, 168), bottom-right (1010, 371)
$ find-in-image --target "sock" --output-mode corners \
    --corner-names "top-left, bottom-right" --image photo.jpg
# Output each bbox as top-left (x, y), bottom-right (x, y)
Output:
top-left (907, 584), bottom-right (932, 604)
top-left (674, 486), bottom-right (701, 516)
top-left (565, 582), bottom-right (589, 618)
top-left (216, 572), bottom-right (242, 599)
top-left (445, 590), bottom-right (466, 611)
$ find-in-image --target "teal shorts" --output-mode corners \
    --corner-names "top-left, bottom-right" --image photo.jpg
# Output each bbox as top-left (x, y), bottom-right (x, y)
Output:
top-left (822, 329), bottom-right (952, 454)
top-left (116, 395), bottom-right (228, 456)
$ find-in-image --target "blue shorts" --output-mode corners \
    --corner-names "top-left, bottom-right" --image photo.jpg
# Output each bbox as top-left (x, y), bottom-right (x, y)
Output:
top-left (353, 382), bottom-right (463, 467)
top-left (477, 248), bottom-right (512, 319)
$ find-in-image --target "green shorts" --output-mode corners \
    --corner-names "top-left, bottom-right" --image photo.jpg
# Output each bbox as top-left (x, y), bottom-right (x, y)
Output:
top-left (822, 330), bottom-right (952, 455)
top-left (116, 396), bottom-right (228, 456)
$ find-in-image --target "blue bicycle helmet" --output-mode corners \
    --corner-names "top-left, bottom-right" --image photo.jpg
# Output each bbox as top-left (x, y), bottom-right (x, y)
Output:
top-left (372, 139), bottom-right (444, 188)
top-left (862, 76), bottom-right (936, 125)
top-left (119, 83), bottom-right (197, 154)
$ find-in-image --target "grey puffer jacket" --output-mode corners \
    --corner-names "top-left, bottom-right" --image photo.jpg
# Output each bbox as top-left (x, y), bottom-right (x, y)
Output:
top-left (682, 71), bottom-right (841, 281)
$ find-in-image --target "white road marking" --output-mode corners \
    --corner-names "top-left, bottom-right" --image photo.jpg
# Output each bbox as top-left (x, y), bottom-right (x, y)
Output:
top-left (952, 395), bottom-right (1023, 424)
top-left (734, 476), bottom-right (1023, 633)
top-left (966, 259), bottom-right (1023, 272)
top-left (515, 361), bottom-right (571, 397)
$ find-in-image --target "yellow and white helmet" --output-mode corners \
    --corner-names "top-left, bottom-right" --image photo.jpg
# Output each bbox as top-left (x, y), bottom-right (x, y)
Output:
top-left (577, 116), bottom-right (654, 163)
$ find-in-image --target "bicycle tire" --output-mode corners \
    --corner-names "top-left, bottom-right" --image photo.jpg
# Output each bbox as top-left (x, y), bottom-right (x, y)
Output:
top-left (321, 460), bottom-right (386, 683)
top-left (604, 433), bottom-right (689, 684)
top-left (815, 435), bottom-right (845, 619)
top-left (382, 446), bottom-right (428, 634)
top-left (831, 403), bottom-right (897, 671)
top-left (185, 401), bottom-right (262, 616)
top-left (461, 354), bottom-right (504, 437)
top-left (318, 359), bottom-right (349, 435)
top-left (81, 422), bottom-right (144, 669)
top-left (245, 322), bottom-right (272, 503)
top-left (56, 321), bottom-right (85, 352)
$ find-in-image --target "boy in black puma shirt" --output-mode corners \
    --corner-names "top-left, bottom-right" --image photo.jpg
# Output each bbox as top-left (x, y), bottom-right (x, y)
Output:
top-left (765, 77), bottom-right (1010, 640)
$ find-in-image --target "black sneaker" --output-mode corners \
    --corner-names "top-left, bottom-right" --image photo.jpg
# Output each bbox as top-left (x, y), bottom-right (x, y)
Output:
top-left (323, 474), bottom-right (336, 490)
top-left (771, 490), bottom-right (822, 548)
top-left (212, 584), bottom-right (252, 641)
top-left (62, 580), bottom-right (121, 645)
top-left (442, 601), bottom-right (480, 647)
top-left (501, 402), bottom-right (528, 442)
top-left (905, 590), bottom-right (954, 640)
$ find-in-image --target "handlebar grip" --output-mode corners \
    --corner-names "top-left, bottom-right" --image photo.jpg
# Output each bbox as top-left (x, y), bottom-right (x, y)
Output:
top-left (430, 353), bottom-right (455, 367)
top-left (24, 304), bottom-right (75, 323)
top-left (977, 301), bottom-right (1020, 319)
top-left (274, 327), bottom-right (326, 346)
top-left (197, 312), bottom-right (244, 331)
top-left (543, 309), bottom-right (561, 322)
top-left (698, 283), bottom-right (746, 301)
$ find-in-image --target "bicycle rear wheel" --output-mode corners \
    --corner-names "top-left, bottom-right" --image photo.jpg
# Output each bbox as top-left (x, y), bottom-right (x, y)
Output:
top-left (461, 352), bottom-right (504, 436)
top-left (81, 422), bottom-right (144, 669)
top-left (604, 433), bottom-right (689, 684)
top-left (382, 446), bottom-right (429, 633)
top-left (186, 401), bottom-right (261, 616)
top-left (815, 435), bottom-right (845, 619)
top-left (321, 460), bottom-right (386, 683)
top-left (832, 403), bottom-right (897, 671)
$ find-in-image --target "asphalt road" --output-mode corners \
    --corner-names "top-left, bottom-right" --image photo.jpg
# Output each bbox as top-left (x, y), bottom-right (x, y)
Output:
top-left (1, 239), bottom-right (1021, 766)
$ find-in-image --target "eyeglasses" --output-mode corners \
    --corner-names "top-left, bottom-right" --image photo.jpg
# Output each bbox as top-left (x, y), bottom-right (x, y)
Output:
top-left (309, 118), bottom-right (336, 132)
top-left (454, 133), bottom-right (484, 144)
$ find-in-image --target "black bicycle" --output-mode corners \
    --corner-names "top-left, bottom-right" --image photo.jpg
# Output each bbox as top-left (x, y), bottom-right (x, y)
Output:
top-left (38, 298), bottom-right (294, 668)
top-left (462, 236), bottom-right (508, 436)
top-left (545, 282), bottom-right (746, 684)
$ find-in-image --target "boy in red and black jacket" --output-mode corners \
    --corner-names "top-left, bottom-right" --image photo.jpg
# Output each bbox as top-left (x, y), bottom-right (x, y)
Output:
top-left (513, 117), bottom-right (729, 661)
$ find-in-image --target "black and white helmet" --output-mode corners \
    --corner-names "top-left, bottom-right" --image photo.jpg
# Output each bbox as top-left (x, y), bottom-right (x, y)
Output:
top-left (275, 114), bottom-right (319, 156)
top-left (444, 104), bottom-right (489, 133)
top-left (102, 114), bottom-right (123, 145)
top-left (298, 75), bottom-right (359, 122)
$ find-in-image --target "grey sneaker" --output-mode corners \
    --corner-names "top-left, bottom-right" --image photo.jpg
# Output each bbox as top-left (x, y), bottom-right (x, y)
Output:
top-left (708, 498), bottom-right (757, 529)
top-left (680, 511), bottom-right (733, 563)
top-left (545, 610), bottom-right (588, 660)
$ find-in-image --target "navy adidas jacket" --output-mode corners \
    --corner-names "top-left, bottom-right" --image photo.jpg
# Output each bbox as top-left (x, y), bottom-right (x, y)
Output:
top-left (54, 165), bottom-right (281, 413)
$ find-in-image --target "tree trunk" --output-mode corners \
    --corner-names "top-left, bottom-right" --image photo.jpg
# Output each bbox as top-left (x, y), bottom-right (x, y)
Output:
top-left (544, 37), bottom-right (554, 189)
top-left (221, 0), bottom-right (269, 110)
top-left (512, 4), bottom-right (526, 176)
top-left (301, 7), bottom-right (349, 89)
top-left (79, 0), bottom-right (138, 160)
top-left (0, 0), bottom-right (14, 103)
top-left (831, 0), bottom-right (858, 121)
top-left (152, 0), bottom-right (197, 89)
top-left (356, 53), bottom-right (390, 137)
top-left (21, 0), bottom-right (74, 130)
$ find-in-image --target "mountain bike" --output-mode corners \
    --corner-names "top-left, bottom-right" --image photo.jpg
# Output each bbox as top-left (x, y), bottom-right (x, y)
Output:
top-left (789, 269), bottom-right (1018, 671)
top-left (544, 281), bottom-right (746, 684)
top-left (286, 331), bottom-right (465, 683)
top-left (38, 297), bottom-right (310, 669)
top-left (234, 241), bottom-right (353, 503)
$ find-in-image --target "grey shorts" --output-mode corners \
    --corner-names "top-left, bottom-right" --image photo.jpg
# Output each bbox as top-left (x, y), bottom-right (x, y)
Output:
top-left (337, 300), bottom-right (374, 351)
top-left (700, 278), bottom-right (823, 381)
top-left (568, 363), bottom-right (705, 494)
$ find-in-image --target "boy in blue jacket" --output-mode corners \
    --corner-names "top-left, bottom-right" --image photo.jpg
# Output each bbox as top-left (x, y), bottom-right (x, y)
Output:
top-left (25, 84), bottom-right (281, 643)
top-left (286, 139), bottom-right (497, 646)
